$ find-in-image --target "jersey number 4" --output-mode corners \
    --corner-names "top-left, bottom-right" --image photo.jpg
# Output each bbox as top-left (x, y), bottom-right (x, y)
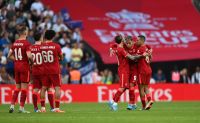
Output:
top-left (14, 48), bottom-right (22, 60)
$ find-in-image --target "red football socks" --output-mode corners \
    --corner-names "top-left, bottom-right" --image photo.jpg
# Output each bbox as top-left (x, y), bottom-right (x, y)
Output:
top-left (141, 96), bottom-right (146, 109)
top-left (32, 92), bottom-right (38, 110)
top-left (129, 87), bottom-right (136, 104)
top-left (11, 89), bottom-right (20, 105)
top-left (113, 89), bottom-right (125, 103)
top-left (48, 91), bottom-right (54, 109)
top-left (146, 93), bottom-right (152, 102)
top-left (55, 99), bottom-right (60, 108)
top-left (20, 89), bottom-right (27, 107)
top-left (40, 99), bottom-right (45, 107)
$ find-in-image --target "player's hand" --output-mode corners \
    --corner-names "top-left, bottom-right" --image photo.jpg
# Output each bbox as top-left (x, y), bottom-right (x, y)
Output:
top-left (142, 52), bottom-right (148, 57)
top-left (109, 48), bottom-right (115, 57)
top-left (148, 49), bottom-right (153, 55)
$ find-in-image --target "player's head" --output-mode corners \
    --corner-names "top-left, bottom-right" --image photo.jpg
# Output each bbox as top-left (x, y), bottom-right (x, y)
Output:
top-left (137, 35), bottom-right (146, 46)
top-left (17, 25), bottom-right (28, 36)
top-left (114, 35), bottom-right (123, 44)
top-left (132, 36), bottom-right (138, 43)
top-left (34, 32), bottom-right (42, 42)
top-left (44, 30), bottom-right (56, 40)
top-left (125, 35), bottom-right (133, 49)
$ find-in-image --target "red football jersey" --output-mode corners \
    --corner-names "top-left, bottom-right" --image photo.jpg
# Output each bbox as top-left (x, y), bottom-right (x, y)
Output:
top-left (11, 40), bottom-right (31, 72)
top-left (114, 47), bottom-right (129, 73)
top-left (126, 44), bottom-right (138, 71)
top-left (30, 43), bottom-right (44, 75)
top-left (40, 41), bottom-right (62, 75)
top-left (136, 45), bottom-right (152, 74)
top-left (110, 43), bottom-right (118, 50)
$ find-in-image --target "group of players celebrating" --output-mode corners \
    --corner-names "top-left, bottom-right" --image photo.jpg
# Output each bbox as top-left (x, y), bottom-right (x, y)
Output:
top-left (109, 35), bottom-right (154, 111)
top-left (8, 25), bottom-right (64, 113)
top-left (6, 24), bottom-right (153, 113)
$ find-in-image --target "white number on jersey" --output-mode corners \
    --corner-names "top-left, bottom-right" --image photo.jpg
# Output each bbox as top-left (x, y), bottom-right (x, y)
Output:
top-left (42, 50), bottom-right (54, 63)
top-left (32, 53), bottom-right (42, 65)
top-left (14, 48), bottom-right (22, 60)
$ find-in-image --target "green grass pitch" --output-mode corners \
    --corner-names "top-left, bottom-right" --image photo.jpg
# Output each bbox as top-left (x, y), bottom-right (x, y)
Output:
top-left (0, 102), bottom-right (200, 123)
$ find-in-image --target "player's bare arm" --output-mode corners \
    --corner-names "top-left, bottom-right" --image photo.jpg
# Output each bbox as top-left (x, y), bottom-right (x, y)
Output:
top-left (109, 48), bottom-right (115, 57)
top-left (7, 49), bottom-right (15, 61)
top-left (59, 53), bottom-right (64, 61)
top-left (26, 51), bottom-right (34, 65)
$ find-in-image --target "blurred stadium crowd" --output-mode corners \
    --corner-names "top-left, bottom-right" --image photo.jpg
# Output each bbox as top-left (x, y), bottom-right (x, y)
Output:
top-left (0, 0), bottom-right (200, 84)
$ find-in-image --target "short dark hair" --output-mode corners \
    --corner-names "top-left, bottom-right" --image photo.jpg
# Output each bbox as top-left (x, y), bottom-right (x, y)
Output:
top-left (125, 35), bottom-right (132, 42)
top-left (138, 35), bottom-right (146, 42)
top-left (17, 26), bottom-right (27, 35)
top-left (34, 32), bottom-right (41, 41)
top-left (44, 30), bottom-right (56, 40)
top-left (114, 35), bottom-right (122, 44)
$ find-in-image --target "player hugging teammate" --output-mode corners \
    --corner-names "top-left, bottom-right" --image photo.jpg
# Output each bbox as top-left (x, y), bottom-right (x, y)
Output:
top-left (109, 35), bottom-right (153, 111)
top-left (8, 25), bottom-right (64, 113)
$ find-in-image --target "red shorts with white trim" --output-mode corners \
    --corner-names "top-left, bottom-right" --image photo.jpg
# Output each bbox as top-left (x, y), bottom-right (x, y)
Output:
top-left (15, 70), bottom-right (30, 84)
top-left (138, 73), bottom-right (151, 85)
top-left (118, 71), bottom-right (130, 88)
top-left (32, 75), bottom-right (44, 89)
top-left (42, 74), bottom-right (61, 87)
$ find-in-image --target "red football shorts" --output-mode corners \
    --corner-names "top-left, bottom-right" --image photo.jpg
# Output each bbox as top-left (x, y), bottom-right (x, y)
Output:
top-left (32, 75), bottom-right (44, 89)
top-left (15, 70), bottom-right (30, 84)
top-left (118, 71), bottom-right (130, 88)
top-left (138, 73), bottom-right (151, 85)
top-left (129, 69), bottom-right (138, 85)
top-left (43, 74), bottom-right (61, 87)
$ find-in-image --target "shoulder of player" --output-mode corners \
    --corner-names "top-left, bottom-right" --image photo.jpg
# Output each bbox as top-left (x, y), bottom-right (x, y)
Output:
top-left (117, 47), bottom-right (127, 54)
top-left (54, 43), bottom-right (61, 49)
top-left (145, 44), bottom-right (152, 50)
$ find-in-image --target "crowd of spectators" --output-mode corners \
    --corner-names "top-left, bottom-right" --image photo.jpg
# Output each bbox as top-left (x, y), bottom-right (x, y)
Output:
top-left (0, 0), bottom-right (95, 84)
top-left (151, 66), bottom-right (200, 84)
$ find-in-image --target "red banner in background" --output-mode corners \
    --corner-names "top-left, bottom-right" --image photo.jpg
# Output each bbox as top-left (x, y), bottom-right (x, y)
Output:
top-left (42, 0), bottom-right (200, 63)
top-left (0, 84), bottom-right (200, 104)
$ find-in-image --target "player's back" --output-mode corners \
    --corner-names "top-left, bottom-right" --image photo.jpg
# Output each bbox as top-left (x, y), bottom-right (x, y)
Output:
top-left (115, 47), bottom-right (130, 73)
top-left (30, 43), bottom-right (44, 75)
top-left (137, 45), bottom-right (152, 74)
top-left (41, 41), bottom-right (62, 75)
top-left (11, 39), bottom-right (31, 72)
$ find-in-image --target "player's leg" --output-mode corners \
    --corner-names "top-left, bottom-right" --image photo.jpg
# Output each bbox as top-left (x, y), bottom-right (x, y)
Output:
top-left (19, 82), bottom-right (30, 113)
top-left (52, 74), bottom-right (64, 112)
top-left (113, 87), bottom-right (126, 103)
top-left (47, 87), bottom-right (55, 111)
top-left (127, 83), bottom-right (137, 110)
top-left (18, 71), bottom-right (30, 113)
top-left (32, 88), bottom-right (40, 112)
top-left (127, 73), bottom-right (137, 110)
top-left (32, 76), bottom-right (41, 112)
top-left (40, 75), bottom-right (49, 112)
top-left (144, 84), bottom-right (153, 110)
top-left (144, 85), bottom-right (152, 102)
top-left (109, 87), bottom-right (126, 111)
top-left (109, 73), bottom-right (129, 111)
top-left (139, 84), bottom-right (146, 110)
top-left (138, 74), bottom-right (147, 110)
top-left (40, 86), bottom-right (47, 112)
top-left (9, 82), bottom-right (21, 113)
